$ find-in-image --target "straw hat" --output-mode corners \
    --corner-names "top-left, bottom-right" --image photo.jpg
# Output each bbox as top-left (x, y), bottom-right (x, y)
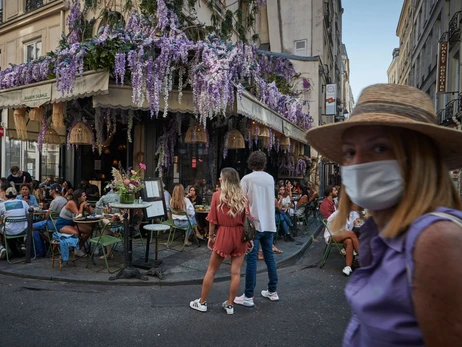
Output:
top-left (306, 84), bottom-right (462, 170)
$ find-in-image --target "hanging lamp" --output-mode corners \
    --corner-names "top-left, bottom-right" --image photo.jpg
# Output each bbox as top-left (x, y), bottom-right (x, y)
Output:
top-left (29, 107), bottom-right (44, 122)
top-left (43, 128), bottom-right (62, 144)
top-left (13, 108), bottom-right (28, 140)
top-left (184, 123), bottom-right (208, 144)
top-left (69, 121), bottom-right (93, 145)
top-left (226, 129), bottom-right (245, 149)
top-left (52, 102), bottom-right (65, 128)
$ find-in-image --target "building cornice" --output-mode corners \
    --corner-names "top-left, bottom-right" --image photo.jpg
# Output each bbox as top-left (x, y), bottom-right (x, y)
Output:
top-left (0, 1), bottom-right (66, 36)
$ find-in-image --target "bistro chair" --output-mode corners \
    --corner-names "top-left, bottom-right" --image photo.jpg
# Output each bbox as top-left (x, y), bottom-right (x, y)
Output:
top-left (319, 219), bottom-right (345, 268)
top-left (86, 221), bottom-right (123, 273)
top-left (44, 212), bottom-right (60, 255)
top-left (161, 210), bottom-right (199, 252)
top-left (3, 216), bottom-right (36, 264)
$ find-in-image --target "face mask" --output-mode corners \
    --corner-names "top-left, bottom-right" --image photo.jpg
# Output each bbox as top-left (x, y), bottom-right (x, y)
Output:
top-left (341, 160), bottom-right (404, 211)
top-left (12, 174), bottom-right (19, 178)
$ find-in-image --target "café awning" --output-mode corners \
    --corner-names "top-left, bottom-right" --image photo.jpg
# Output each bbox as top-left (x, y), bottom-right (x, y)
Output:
top-left (93, 85), bottom-right (307, 144)
top-left (0, 70), bottom-right (109, 109)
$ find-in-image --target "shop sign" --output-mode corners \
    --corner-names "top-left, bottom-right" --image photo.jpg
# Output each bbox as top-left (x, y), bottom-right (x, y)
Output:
top-left (437, 41), bottom-right (448, 93)
top-left (21, 84), bottom-right (51, 107)
top-left (0, 127), bottom-right (4, 136)
top-left (325, 84), bottom-right (337, 115)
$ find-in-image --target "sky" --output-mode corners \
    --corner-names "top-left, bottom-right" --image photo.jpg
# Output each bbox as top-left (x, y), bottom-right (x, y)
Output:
top-left (342, 0), bottom-right (404, 103)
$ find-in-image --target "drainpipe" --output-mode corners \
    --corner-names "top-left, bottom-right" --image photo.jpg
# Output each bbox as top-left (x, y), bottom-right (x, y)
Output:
top-left (60, 10), bottom-right (65, 34)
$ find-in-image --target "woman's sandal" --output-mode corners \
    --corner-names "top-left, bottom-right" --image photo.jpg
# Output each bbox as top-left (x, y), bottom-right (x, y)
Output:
top-left (272, 246), bottom-right (284, 254)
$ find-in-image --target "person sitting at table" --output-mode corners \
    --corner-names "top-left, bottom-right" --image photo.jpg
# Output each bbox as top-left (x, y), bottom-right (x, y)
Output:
top-left (55, 189), bottom-right (94, 257)
top-left (326, 204), bottom-right (361, 276)
top-left (293, 180), bottom-right (302, 194)
top-left (0, 181), bottom-right (9, 203)
top-left (170, 184), bottom-right (200, 246)
top-left (31, 180), bottom-right (44, 204)
top-left (0, 187), bottom-right (30, 259)
top-left (276, 187), bottom-right (295, 242)
top-left (95, 187), bottom-right (120, 215)
top-left (284, 180), bottom-right (293, 198)
top-left (33, 183), bottom-right (68, 235)
top-left (16, 183), bottom-right (39, 208)
top-left (61, 180), bottom-right (74, 200)
top-left (186, 186), bottom-right (203, 206)
top-left (80, 180), bottom-right (100, 200)
top-left (306, 182), bottom-right (319, 203)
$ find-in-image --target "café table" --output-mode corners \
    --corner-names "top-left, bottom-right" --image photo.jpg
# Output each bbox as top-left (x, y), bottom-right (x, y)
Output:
top-left (142, 224), bottom-right (170, 279)
top-left (109, 202), bottom-right (152, 281)
top-left (73, 215), bottom-right (104, 255)
top-left (194, 207), bottom-right (210, 238)
top-left (33, 209), bottom-right (48, 222)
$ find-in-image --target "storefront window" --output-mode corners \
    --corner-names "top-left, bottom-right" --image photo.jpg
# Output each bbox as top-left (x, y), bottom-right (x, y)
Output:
top-left (5, 137), bottom-right (41, 180)
top-left (41, 144), bottom-right (60, 180)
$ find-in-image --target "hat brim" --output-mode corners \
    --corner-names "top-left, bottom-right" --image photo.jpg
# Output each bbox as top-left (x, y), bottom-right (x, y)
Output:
top-left (306, 113), bottom-right (462, 170)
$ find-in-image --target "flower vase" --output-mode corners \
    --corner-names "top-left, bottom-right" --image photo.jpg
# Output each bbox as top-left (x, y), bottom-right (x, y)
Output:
top-left (120, 192), bottom-right (135, 204)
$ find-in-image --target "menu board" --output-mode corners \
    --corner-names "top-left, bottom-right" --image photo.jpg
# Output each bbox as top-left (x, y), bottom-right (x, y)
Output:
top-left (142, 178), bottom-right (167, 220)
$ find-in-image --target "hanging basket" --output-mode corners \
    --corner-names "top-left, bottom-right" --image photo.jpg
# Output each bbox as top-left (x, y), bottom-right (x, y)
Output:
top-left (280, 136), bottom-right (290, 150)
top-left (52, 102), bottom-right (65, 129)
top-left (250, 122), bottom-right (270, 138)
top-left (184, 124), bottom-right (207, 144)
top-left (226, 129), bottom-right (245, 149)
top-left (29, 107), bottom-right (44, 122)
top-left (13, 108), bottom-right (28, 140)
top-left (69, 121), bottom-right (93, 145)
top-left (43, 128), bottom-right (62, 144)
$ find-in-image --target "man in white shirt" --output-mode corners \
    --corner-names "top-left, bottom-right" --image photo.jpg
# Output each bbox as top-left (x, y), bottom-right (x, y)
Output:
top-left (234, 151), bottom-right (279, 308)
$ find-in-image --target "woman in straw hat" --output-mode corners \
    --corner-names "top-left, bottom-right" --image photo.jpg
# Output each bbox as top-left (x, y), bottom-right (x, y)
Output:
top-left (306, 84), bottom-right (462, 346)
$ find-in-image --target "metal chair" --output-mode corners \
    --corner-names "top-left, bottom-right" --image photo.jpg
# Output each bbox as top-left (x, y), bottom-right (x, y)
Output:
top-left (44, 212), bottom-right (60, 255)
top-left (86, 221), bottom-right (123, 273)
top-left (319, 219), bottom-right (345, 268)
top-left (161, 210), bottom-right (199, 252)
top-left (3, 216), bottom-right (36, 264)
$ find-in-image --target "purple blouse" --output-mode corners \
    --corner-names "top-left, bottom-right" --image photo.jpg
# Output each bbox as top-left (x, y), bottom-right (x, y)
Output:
top-left (343, 207), bottom-right (462, 347)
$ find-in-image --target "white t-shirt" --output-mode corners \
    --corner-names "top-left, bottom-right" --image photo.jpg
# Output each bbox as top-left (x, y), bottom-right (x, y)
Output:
top-left (241, 171), bottom-right (276, 233)
top-left (171, 198), bottom-right (195, 220)
top-left (324, 210), bottom-right (360, 244)
top-left (0, 199), bottom-right (29, 235)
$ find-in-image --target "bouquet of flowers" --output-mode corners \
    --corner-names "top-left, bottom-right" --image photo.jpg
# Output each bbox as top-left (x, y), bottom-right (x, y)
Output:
top-left (108, 163), bottom-right (146, 194)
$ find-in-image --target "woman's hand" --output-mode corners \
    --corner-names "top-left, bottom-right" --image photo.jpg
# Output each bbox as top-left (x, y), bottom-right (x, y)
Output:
top-left (247, 240), bottom-right (254, 253)
top-left (207, 235), bottom-right (216, 251)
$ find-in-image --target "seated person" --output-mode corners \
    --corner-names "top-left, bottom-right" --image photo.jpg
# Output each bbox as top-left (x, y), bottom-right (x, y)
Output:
top-left (61, 180), bottom-right (74, 200)
top-left (326, 204), bottom-right (361, 277)
top-left (170, 184), bottom-right (200, 246)
top-left (0, 187), bottom-right (30, 258)
top-left (7, 165), bottom-right (32, 192)
top-left (80, 180), bottom-right (100, 200)
top-left (320, 185), bottom-right (338, 219)
top-left (16, 183), bottom-right (39, 208)
top-left (293, 180), bottom-right (302, 194)
top-left (307, 182), bottom-right (319, 203)
top-left (55, 189), bottom-right (94, 257)
top-left (284, 180), bottom-right (293, 198)
top-left (33, 183), bottom-right (68, 235)
top-left (187, 186), bottom-right (205, 236)
top-left (95, 187), bottom-right (120, 215)
top-left (275, 187), bottom-right (295, 242)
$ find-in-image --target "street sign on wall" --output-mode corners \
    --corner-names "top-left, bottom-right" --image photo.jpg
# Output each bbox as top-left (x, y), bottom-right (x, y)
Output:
top-left (437, 41), bottom-right (448, 93)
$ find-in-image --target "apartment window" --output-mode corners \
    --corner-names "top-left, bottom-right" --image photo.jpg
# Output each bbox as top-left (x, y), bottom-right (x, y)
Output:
top-left (294, 40), bottom-right (307, 56)
top-left (0, 1), bottom-right (3, 24)
top-left (25, 0), bottom-right (44, 13)
top-left (24, 39), bottom-right (42, 62)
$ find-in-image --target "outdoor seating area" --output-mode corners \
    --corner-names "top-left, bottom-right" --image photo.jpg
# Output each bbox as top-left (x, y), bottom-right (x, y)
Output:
top-left (0, 212), bottom-right (324, 284)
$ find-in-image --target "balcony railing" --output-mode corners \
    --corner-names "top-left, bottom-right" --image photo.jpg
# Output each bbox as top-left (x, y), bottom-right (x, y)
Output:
top-left (448, 10), bottom-right (461, 41)
top-left (25, 0), bottom-right (44, 13)
top-left (437, 92), bottom-right (462, 126)
top-left (0, 8), bottom-right (3, 24)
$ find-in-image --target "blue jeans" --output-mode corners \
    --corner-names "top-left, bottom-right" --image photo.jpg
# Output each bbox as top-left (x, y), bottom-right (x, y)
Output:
top-left (245, 231), bottom-right (278, 298)
top-left (33, 220), bottom-right (53, 232)
top-left (174, 216), bottom-right (197, 236)
top-left (276, 213), bottom-right (292, 235)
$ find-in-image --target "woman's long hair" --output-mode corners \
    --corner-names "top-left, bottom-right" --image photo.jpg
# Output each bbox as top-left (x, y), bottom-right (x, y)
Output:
top-left (170, 184), bottom-right (186, 212)
top-left (218, 167), bottom-right (246, 217)
top-left (71, 189), bottom-right (84, 207)
top-left (332, 127), bottom-right (462, 237)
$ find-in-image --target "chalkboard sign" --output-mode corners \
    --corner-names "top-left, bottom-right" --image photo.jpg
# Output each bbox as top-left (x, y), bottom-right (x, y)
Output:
top-left (142, 178), bottom-right (167, 220)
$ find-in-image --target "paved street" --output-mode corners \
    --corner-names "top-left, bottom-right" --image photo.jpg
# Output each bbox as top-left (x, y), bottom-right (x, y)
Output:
top-left (0, 233), bottom-right (350, 347)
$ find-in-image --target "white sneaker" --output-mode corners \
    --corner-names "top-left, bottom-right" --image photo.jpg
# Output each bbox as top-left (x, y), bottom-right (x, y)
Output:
top-left (222, 301), bottom-right (234, 315)
top-left (340, 248), bottom-right (347, 256)
top-left (0, 247), bottom-right (5, 260)
top-left (261, 290), bottom-right (279, 301)
top-left (353, 250), bottom-right (358, 256)
top-left (233, 294), bottom-right (254, 307)
top-left (342, 266), bottom-right (353, 276)
top-left (190, 299), bottom-right (207, 312)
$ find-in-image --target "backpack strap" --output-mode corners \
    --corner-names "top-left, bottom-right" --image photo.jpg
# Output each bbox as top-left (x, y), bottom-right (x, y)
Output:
top-left (405, 211), bottom-right (462, 286)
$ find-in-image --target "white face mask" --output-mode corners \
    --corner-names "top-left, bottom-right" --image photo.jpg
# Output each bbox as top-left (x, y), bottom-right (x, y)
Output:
top-left (341, 160), bottom-right (404, 211)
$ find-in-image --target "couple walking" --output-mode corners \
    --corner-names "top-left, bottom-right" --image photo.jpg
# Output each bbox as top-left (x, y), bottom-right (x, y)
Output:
top-left (189, 151), bottom-right (279, 314)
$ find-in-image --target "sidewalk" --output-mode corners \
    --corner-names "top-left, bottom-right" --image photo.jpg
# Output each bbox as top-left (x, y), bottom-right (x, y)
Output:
top-left (0, 219), bottom-right (323, 286)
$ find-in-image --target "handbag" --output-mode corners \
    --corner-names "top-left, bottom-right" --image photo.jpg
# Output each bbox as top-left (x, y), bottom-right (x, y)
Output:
top-left (242, 200), bottom-right (256, 242)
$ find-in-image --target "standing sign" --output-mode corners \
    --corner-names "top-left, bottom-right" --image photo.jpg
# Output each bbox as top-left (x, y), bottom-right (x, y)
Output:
top-left (142, 178), bottom-right (167, 220)
top-left (325, 84), bottom-right (337, 115)
top-left (437, 41), bottom-right (448, 93)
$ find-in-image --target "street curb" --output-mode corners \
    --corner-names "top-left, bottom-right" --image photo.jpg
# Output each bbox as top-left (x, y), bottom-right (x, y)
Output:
top-left (0, 223), bottom-right (325, 287)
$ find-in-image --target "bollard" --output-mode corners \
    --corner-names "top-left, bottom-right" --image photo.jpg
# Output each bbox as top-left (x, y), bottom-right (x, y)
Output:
top-left (26, 207), bottom-right (34, 263)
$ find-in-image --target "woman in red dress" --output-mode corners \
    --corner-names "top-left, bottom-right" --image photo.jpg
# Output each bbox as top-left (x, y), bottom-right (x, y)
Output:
top-left (190, 167), bottom-right (251, 315)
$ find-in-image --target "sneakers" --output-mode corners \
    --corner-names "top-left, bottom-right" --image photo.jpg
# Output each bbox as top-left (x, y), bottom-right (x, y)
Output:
top-left (190, 299), bottom-right (207, 312)
top-left (234, 294), bottom-right (255, 307)
top-left (340, 248), bottom-right (347, 256)
top-left (0, 247), bottom-right (5, 260)
top-left (20, 244), bottom-right (26, 256)
top-left (261, 290), bottom-right (279, 301)
top-left (342, 266), bottom-right (353, 276)
top-left (222, 301), bottom-right (234, 315)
